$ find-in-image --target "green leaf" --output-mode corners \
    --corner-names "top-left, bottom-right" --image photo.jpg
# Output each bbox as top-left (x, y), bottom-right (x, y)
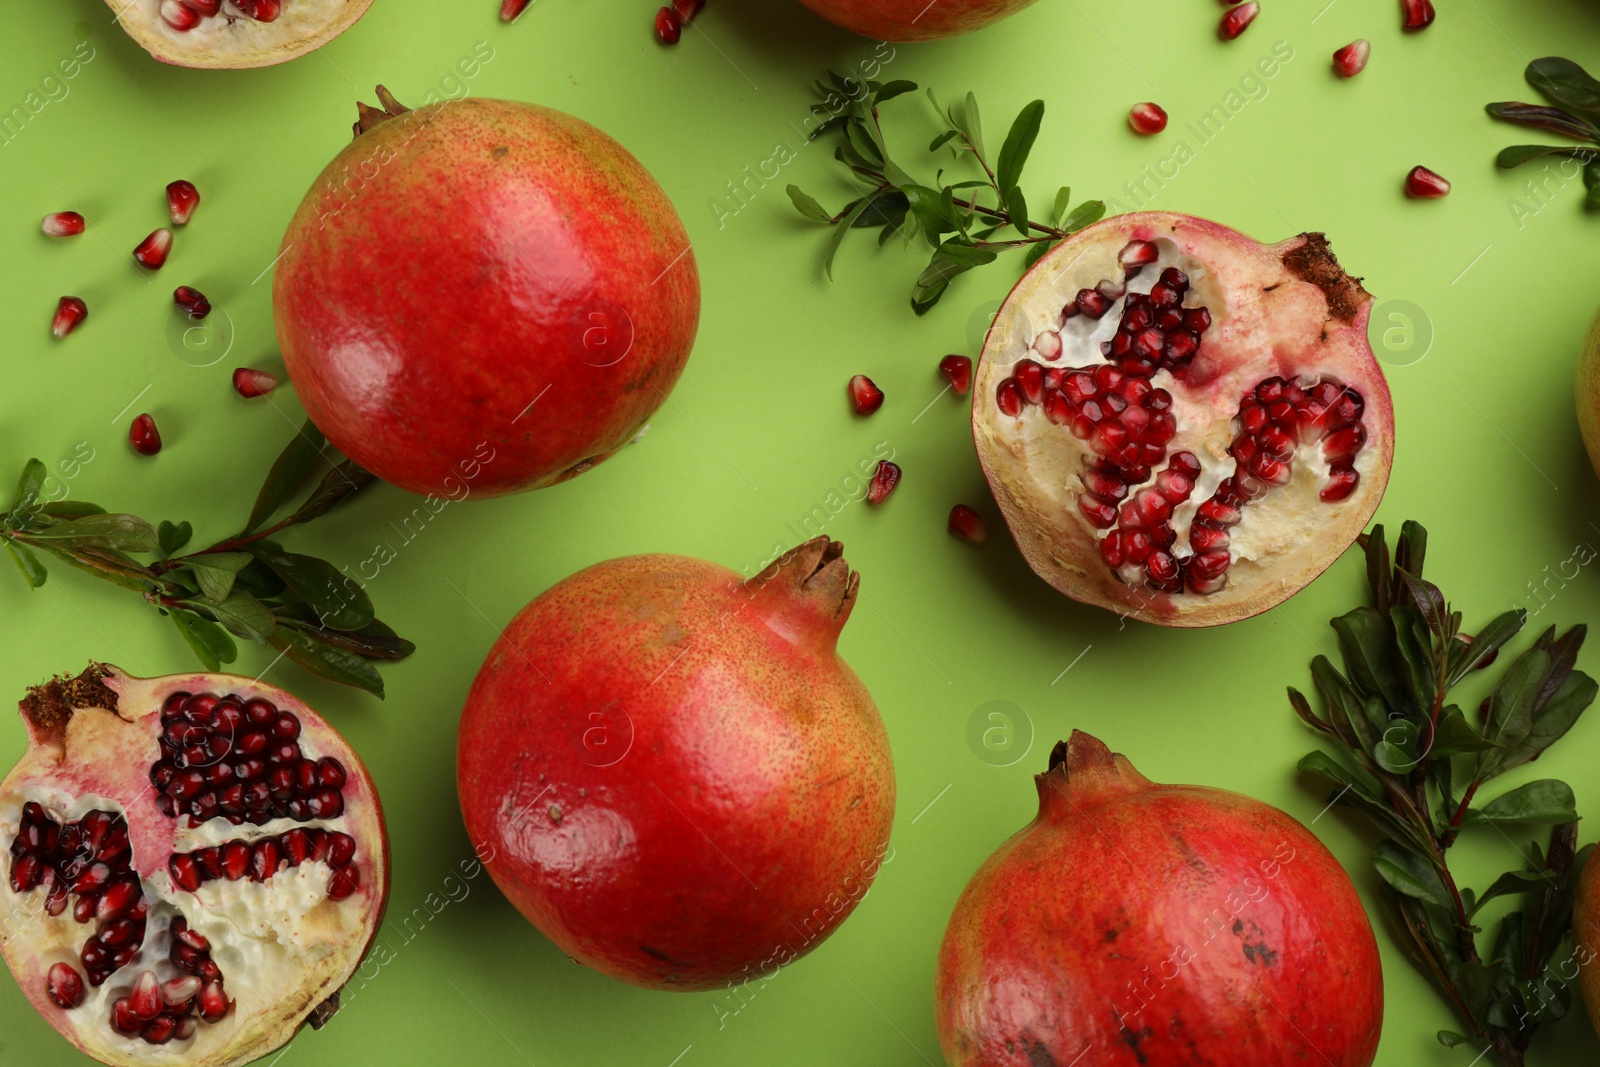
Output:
top-left (270, 628), bottom-right (385, 698)
top-left (845, 121), bottom-right (884, 168)
top-left (156, 520), bottom-right (193, 558)
top-left (912, 242), bottom-right (998, 310)
top-left (1005, 187), bottom-right (1030, 238)
top-left (170, 610), bottom-right (237, 672)
top-left (1446, 609), bottom-right (1526, 686)
top-left (1495, 143), bottom-right (1593, 168)
top-left (1465, 779), bottom-right (1579, 826)
top-left (1527, 57), bottom-right (1600, 121)
top-left (201, 592), bottom-right (276, 643)
top-left (851, 189), bottom-right (909, 229)
top-left (1485, 101), bottom-right (1600, 141)
top-left (1470, 869), bottom-right (1554, 917)
top-left (8, 459), bottom-right (46, 520)
top-left (1059, 199), bottom-right (1106, 233)
top-left (27, 513), bottom-right (159, 553)
top-left (959, 91), bottom-right (985, 160)
top-left (1331, 606), bottom-right (1408, 716)
top-left (246, 421), bottom-right (326, 533)
top-left (822, 196), bottom-right (875, 280)
top-left (1022, 238), bottom-right (1058, 269)
top-left (1429, 705), bottom-right (1495, 758)
top-left (1436, 1031), bottom-right (1478, 1049)
top-left (1480, 645), bottom-right (1549, 751)
top-left (787, 185), bottom-right (832, 222)
top-left (1373, 839), bottom-right (1453, 910)
top-left (904, 184), bottom-right (961, 236)
top-left (186, 552), bottom-right (254, 604)
top-left (928, 129), bottom-right (960, 152)
top-left (37, 501), bottom-right (105, 520)
top-left (251, 546), bottom-right (374, 632)
top-left (5, 541), bottom-right (47, 588)
top-left (874, 79), bottom-right (917, 104)
top-left (1052, 186), bottom-right (1072, 227)
top-left (995, 99), bottom-right (1044, 196)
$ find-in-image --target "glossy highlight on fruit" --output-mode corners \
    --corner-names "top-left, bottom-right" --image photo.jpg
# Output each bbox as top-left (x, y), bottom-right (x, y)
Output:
top-left (276, 88), bottom-right (700, 498)
top-left (972, 211), bottom-right (1393, 627)
top-left (457, 538), bottom-right (895, 991)
top-left (0, 665), bottom-right (388, 1067)
top-left (110, 0), bottom-right (373, 69)
top-left (936, 731), bottom-right (1384, 1066)
top-left (793, 0), bottom-right (1038, 42)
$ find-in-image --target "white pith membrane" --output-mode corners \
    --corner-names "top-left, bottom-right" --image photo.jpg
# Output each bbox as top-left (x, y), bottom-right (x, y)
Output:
top-left (0, 666), bottom-right (386, 1067)
top-left (972, 212), bottom-right (1393, 627)
top-left (112, 0), bottom-right (372, 69)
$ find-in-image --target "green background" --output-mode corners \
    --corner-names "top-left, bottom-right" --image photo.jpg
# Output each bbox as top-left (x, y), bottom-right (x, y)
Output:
top-left (3, 0), bottom-right (1600, 1063)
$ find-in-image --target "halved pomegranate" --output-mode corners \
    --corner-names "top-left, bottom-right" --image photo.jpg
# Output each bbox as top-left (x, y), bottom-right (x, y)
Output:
top-left (972, 212), bottom-right (1393, 627)
top-left (1, 666), bottom-right (388, 1066)
top-left (109, 0), bottom-right (373, 69)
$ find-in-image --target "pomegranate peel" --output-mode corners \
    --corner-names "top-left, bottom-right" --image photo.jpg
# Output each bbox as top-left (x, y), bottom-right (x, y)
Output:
top-left (792, 0), bottom-right (1037, 41)
top-left (109, 0), bottom-right (373, 69)
top-left (935, 730), bottom-right (1384, 1066)
top-left (972, 211), bottom-right (1394, 627)
top-left (1, 665), bottom-right (388, 1067)
top-left (457, 538), bottom-right (894, 991)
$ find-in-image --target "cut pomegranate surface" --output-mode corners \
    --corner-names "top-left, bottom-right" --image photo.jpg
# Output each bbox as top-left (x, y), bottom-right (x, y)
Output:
top-left (972, 212), bottom-right (1393, 627)
top-left (1, 666), bottom-right (387, 1067)
top-left (111, 0), bottom-right (373, 69)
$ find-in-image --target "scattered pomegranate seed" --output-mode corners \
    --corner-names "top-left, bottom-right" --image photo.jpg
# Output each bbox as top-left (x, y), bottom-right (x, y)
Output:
top-left (1128, 103), bottom-right (1168, 136)
top-left (673, 0), bottom-right (704, 20)
top-left (1218, 1), bottom-right (1258, 39)
top-left (166, 181), bottom-right (200, 225)
top-left (159, 0), bottom-right (200, 30)
top-left (232, 368), bottom-right (279, 398)
top-left (939, 354), bottom-right (973, 395)
top-left (1401, 0), bottom-right (1434, 30)
top-left (52, 297), bottom-right (88, 340)
top-left (173, 286), bottom-right (211, 319)
top-left (1405, 166), bottom-right (1450, 199)
top-left (130, 414), bottom-right (162, 457)
top-left (501, 0), bottom-right (532, 18)
top-left (41, 211), bottom-right (85, 237)
top-left (1332, 40), bottom-right (1370, 78)
top-left (655, 6), bottom-right (682, 43)
top-left (134, 229), bottom-right (173, 270)
top-left (849, 374), bottom-right (885, 416)
top-left (866, 461), bottom-right (901, 505)
top-left (948, 505), bottom-right (988, 545)
top-left (47, 963), bottom-right (85, 1009)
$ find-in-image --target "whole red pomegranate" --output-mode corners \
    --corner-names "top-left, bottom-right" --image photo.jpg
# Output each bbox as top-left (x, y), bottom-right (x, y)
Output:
top-left (936, 732), bottom-right (1383, 1066)
top-left (1577, 846), bottom-right (1600, 1037)
top-left (0, 665), bottom-right (388, 1066)
top-left (457, 538), bottom-right (895, 990)
top-left (973, 212), bottom-right (1394, 626)
top-left (112, 0), bottom-right (373, 68)
top-left (275, 87), bottom-right (699, 498)
top-left (794, 0), bottom-right (1037, 41)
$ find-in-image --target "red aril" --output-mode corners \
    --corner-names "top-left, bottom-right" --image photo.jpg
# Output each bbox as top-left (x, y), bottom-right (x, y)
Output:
top-left (1219, 1), bottom-right (1258, 39)
top-left (793, 0), bottom-right (1036, 40)
top-left (111, 0), bottom-right (371, 68)
top-left (52, 297), bottom-right (88, 340)
top-left (866, 460), bottom-right (901, 504)
top-left (133, 229), bottom-right (172, 270)
top-left (849, 374), bottom-right (885, 415)
top-left (457, 538), bottom-right (894, 990)
top-left (275, 88), bottom-right (698, 498)
top-left (1333, 39), bottom-right (1370, 77)
top-left (173, 286), bottom-right (211, 319)
top-left (1, 666), bottom-right (388, 1067)
top-left (501, 0), bottom-right (532, 19)
top-left (948, 505), bottom-right (987, 544)
top-left (1128, 103), bottom-right (1167, 135)
top-left (654, 6), bottom-right (682, 43)
top-left (232, 368), bottom-right (279, 398)
top-left (1401, 0), bottom-right (1435, 30)
top-left (167, 180), bottom-right (200, 225)
top-left (936, 732), bottom-right (1383, 1066)
top-left (128, 415), bottom-right (162, 456)
top-left (673, 0), bottom-right (705, 22)
top-left (972, 211), bottom-right (1393, 627)
top-left (1405, 166), bottom-right (1450, 198)
top-left (42, 212), bottom-right (85, 238)
top-left (940, 354), bottom-right (973, 395)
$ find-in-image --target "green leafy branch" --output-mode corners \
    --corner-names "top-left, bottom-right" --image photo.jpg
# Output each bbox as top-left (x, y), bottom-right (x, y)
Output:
top-left (1292, 521), bottom-right (1594, 1066)
top-left (0, 422), bottom-right (414, 698)
top-left (786, 74), bottom-right (1105, 314)
top-left (1487, 56), bottom-right (1600, 208)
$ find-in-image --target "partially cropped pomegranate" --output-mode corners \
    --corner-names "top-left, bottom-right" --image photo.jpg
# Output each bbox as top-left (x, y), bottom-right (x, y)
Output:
top-left (275, 87), bottom-right (700, 498)
top-left (973, 212), bottom-right (1393, 626)
top-left (457, 538), bottom-right (894, 990)
top-left (936, 732), bottom-right (1383, 1066)
top-left (794, 0), bottom-right (1036, 41)
top-left (1577, 846), bottom-right (1600, 1037)
top-left (1, 666), bottom-right (388, 1066)
top-left (110, 0), bottom-right (373, 69)
top-left (1574, 308), bottom-right (1600, 482)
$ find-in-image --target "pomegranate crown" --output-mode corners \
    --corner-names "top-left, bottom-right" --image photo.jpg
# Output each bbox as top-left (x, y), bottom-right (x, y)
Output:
top-left (1037, 731), bottom-right (1154, 812)
top-left (743, 537), bottom-right (858, 646)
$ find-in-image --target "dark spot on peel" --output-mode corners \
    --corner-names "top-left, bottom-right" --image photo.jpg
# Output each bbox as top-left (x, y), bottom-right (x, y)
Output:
top-left (1026, 1041), bottom-right (1058, 1067)
top-left (493, 145), bottom-right (509, 158)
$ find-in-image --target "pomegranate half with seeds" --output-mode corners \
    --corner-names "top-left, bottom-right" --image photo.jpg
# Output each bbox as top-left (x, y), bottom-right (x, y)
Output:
top-left (794, 0), bottom-right (1036, 40)
top-left (973, 212), bottom-right (1393, 626)
top-left (275, 88), bottom-right (700, 498)
top-left (0, 665), bottom-right (387, 1066)
top-left (110, 0), bottom-right (373, 69)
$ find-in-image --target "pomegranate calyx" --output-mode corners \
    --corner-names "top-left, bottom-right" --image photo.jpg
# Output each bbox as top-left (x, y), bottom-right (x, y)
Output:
top-left (352, 85), bottom-right (412, 139)
top-left (1280, 233), bottom-right (1370, 324)
top-left (745, 537), bottom-right (859, 645)
top-left (19, 664), bottom-right (115, 745)
top-left (1037, 731), bottom-right (1153, 812)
